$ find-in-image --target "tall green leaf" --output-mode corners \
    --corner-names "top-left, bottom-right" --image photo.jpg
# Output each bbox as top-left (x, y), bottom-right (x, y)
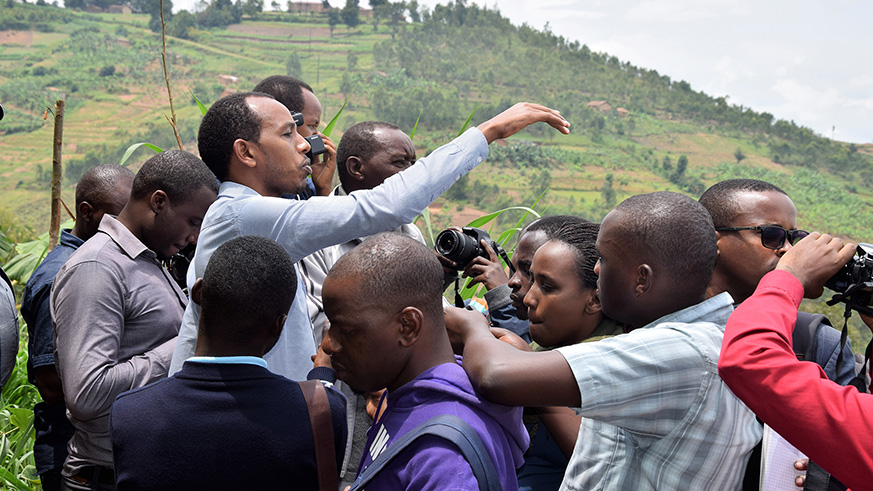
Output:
top-left (417, 207), bottom-right (435, 248)
top-left (409, 110), bottom-right (423, 140)
top-left (2, 219), bottom-right (74, 284)
top-left (456, 103), bottom-right (480, 137)
top-left (119, 142), bottom-right (163, 166)
top-left (323, 96), bottom-right (350, 138)
top-left (188, 89), bottom-right (209, 116)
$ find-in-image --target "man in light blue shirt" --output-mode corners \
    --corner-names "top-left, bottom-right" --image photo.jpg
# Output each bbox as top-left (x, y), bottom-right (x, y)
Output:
top-left (452, 192), bottom-right (761, 490)
top-left (170, 92), bottom-right (569, 379)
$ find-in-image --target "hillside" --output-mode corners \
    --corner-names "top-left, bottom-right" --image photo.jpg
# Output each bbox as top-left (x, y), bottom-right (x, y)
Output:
top-left (1, 1), bottom-right (870, 339)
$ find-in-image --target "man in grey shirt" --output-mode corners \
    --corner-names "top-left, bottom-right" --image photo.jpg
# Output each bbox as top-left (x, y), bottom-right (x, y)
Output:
top-left (51, 151), bottom-right (218, 490)
top-left (170, 92), bottom-right (569, 381)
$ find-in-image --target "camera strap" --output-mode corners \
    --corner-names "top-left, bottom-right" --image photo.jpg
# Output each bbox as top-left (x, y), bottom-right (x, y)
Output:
top-left (454, 277), bottom-right (465, 308)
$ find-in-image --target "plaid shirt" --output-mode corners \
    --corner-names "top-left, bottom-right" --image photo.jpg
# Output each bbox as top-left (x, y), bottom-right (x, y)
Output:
top-left (555, 293), bottom-right (761, 490)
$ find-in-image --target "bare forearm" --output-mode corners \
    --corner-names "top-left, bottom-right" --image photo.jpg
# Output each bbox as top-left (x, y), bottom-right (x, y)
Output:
top-left (536, 406), bottom-right (581, 459)
top-left (461, 332), bottom-right (579, 407)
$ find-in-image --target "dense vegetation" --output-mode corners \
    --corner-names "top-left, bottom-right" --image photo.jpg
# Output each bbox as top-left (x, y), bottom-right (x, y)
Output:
top-left (1, 2), bottom-right (872, 487)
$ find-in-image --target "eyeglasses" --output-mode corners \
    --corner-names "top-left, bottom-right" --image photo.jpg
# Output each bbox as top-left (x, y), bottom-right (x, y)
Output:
top-left (715, 225), bottom-right (809, 250)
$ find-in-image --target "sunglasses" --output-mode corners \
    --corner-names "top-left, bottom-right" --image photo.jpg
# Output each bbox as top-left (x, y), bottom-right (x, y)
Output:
top-left (716, 225), bottom-right (809, 250)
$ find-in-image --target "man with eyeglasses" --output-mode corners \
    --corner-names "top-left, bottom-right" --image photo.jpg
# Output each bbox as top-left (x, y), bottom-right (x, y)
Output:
top-left (699, 178), bottom-right (856, 489)
top-left (699, 178), bottom-right (855, 384)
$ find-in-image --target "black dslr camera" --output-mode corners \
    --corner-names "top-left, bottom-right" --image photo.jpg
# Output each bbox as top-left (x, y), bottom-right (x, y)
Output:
top-left (164, 243), bottom-right (196, 292)
top-left (436, 227), bottom-right (499, 270)
top-left (826, 243), bottom-right (873, 316)
top-left (291, 112), bottom-right (326, 163)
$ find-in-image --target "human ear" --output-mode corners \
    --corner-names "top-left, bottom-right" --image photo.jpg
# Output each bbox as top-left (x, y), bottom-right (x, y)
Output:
top-left (397, 307), bottom-right (423, 348)
top-left (78, 201), bottom-right (94, 222)
top-left (584, 290), bottom-right (602, 315)
top-left (635, 264), bottom-right (653, 297)
top-left (346, 156), bottom-right (365, 181)
top-left (190, 278), bottom-right (204, 306)
top-left (232, 139), bottom-right (258, 169)
top-left (270, 314), bottom-right (287, 341)
top-left (149, 190), bottom-right (168, 214)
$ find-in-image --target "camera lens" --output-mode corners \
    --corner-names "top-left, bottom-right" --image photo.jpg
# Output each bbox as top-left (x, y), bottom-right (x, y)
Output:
top-left (436, 229), bottom-right (478, 267)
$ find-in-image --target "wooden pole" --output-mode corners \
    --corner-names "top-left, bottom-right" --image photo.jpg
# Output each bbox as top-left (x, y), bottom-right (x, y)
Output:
top-left (49, 99), bottom-right (65, 251)
top-left (160, 0), bottom-right (184, 151)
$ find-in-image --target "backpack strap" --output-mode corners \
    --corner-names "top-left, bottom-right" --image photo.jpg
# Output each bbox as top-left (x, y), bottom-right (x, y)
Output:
top-left (0, 267), bottom-right (12, 292)
top-left (350, 414), bottom-right (501, 491)
top-left (299, 380), bottom-right (338, 491)
top-left (793, 311), bottom-right (829, 362)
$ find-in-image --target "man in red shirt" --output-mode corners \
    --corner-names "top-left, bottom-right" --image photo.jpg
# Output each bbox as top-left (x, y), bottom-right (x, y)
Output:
top-left (719, 232), bottom-right (873, 491)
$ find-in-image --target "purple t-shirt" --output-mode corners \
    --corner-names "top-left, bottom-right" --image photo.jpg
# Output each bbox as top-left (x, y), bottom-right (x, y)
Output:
top-left (357, 357), bottom-right (528, 490)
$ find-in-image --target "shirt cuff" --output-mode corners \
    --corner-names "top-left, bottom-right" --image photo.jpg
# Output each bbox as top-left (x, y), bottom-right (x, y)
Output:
top-left (757, 269), bottom-right (805, 307)
top-left (307, 366), bottom-right (338, 384)
top-left (484, 283), bottom-right (512, 311)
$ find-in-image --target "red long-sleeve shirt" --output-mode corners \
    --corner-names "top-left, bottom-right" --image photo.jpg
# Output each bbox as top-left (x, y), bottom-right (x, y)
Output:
top-left (719, 270), bottom-right (873, 491)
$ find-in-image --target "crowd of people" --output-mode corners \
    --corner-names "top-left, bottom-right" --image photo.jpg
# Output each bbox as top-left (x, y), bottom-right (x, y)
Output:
top-left (5, 75), bottom-right (872, 491)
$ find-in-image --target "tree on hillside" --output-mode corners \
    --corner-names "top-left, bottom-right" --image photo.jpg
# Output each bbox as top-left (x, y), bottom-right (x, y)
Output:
top-left (376, 1), bottom-right (407, 40)
top-left (601, 173), bottom-right (616, 209)
top-left (734, 148), bottom-right (747, 163)
top-left (662, 155), bottom-right (672, 172)
top-left (142, 0), bottom-right (173, 32)
top-left (341, 0), bottom-right (359, 30)
top-left (166, 9), bottom-right (197, 38)
top-left (241, 0), bottom-right (263, 18)
top-left (407, 0), bottom-right (420, 22)
top-left (286, 52), bottom-right (302, 78)
top-left (328, 7), bottom-right (339, 36)
top-left (676, 154), bottom-right (688, 176)
top-left (370, 0), bottom-right (386, 29)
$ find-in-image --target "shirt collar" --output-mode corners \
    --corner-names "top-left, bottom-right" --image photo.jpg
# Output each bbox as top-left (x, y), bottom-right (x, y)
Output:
top-left (641, 291), bottom-right (735, 332)
top-left (186, 356), bottom-right (268, 368)
top-left (59, 229), bottom-right (85, 248)
top-left (97, 215), bottom-right (153, 260)
top-left (218, 180), bottom-right (261, 199)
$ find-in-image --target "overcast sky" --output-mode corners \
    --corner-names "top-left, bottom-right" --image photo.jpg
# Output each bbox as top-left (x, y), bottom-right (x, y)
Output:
top-left (174, 0), bottom-right (873, 143)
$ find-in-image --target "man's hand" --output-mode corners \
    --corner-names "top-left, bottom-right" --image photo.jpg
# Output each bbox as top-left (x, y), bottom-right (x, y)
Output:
top-left (775, 232), bottom-right (855, 298)
top-left (311, 323), bottom-right (333, 369)
top-left (794, 459), bottom-right (807, 489)
top-left (477, 103), bottom-right (570, 143)
top-left (462, 241), bottom-right (509, 290)
top-left (312, 133), bottom-right (337, 196)
top-left (444, 305), bottom-right (491, 354)
top-left (490, 327), bottom-right (532, 352)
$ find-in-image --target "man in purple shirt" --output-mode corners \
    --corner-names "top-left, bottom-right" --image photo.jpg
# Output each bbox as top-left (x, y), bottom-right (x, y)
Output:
top-left (322, 232), bottom-right (528, 490)
top-left (51, 150), bottom-right (218, 491)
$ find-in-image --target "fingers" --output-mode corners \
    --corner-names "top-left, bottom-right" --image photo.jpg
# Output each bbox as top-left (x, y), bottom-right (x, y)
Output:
top-left (481, 240), bottom-right (500, 262)
top-left (776, 232), bottom-right (855, 298)
top-left (477, 102), bottom-right (570, 143)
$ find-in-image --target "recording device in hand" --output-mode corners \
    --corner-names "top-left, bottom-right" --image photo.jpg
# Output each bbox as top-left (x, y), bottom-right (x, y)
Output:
top-left (165, 243), bottom-right (195, 292)
top-left (436, 227), bottom-right (500, 270)
top-left (826, 242), bottom-right (873, 316)
top-left (291, 112), bottom-right (326, 163)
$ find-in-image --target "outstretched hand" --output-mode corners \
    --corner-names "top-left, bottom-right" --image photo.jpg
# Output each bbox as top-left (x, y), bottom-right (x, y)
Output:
top-left (477, 103), bottom-right (570, 143)
top-left (775, 232), bottom-right (855, 298)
